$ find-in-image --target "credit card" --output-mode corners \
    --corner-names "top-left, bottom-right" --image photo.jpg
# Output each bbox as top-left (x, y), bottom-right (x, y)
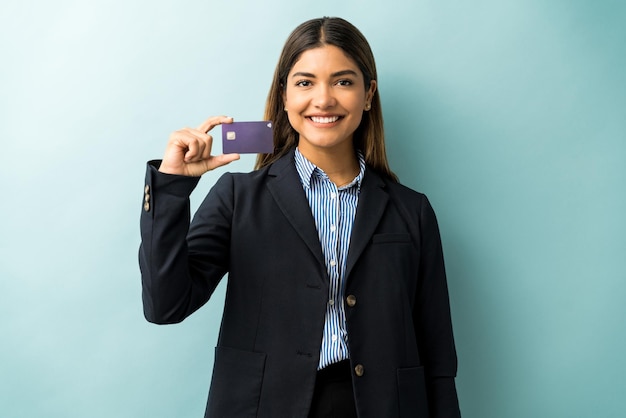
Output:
top-left (222, 121), bottom-right (274, 154)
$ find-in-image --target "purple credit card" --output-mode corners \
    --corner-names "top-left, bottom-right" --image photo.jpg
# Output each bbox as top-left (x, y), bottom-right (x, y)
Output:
top-left (222, 121), bottom-right (274, 154)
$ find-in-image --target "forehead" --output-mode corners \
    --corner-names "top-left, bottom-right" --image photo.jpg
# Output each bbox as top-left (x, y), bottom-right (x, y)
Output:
top-left (289, 45), bottom-right (361, 75)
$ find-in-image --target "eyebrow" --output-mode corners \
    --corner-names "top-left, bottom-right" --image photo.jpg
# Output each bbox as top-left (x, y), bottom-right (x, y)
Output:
top-left (291, 69), bottom-right (359, 78)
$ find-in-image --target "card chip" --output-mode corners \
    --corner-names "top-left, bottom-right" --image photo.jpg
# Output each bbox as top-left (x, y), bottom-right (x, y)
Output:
top-left (226, 131), bottom-right (236, 140)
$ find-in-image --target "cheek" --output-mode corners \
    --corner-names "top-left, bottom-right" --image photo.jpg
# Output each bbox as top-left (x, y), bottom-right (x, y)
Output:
top-left (348, 93), bottom-right (367, 110)
top-left (285, 111), bottom-right (302, 133)
top-left (285, 91), bottom-right (304, 110)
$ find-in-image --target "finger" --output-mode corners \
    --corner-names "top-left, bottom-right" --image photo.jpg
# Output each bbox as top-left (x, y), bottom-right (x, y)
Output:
top-left (165, 130), bottom-right (196, 160)
top-left (197, 115), bottom-right (234, 134)
top-left (199, 135), bottom-right (214, 160)
top-left (179, 127), bottom-right (212, 145)
top-left (176, 129), bottom-right (211, 161)
top-left (160, 131), bottom-right (197, 175)
top-left (184, 137), bottom-right (200, 162)
top-left (205, 153), bottom-right (241, 171)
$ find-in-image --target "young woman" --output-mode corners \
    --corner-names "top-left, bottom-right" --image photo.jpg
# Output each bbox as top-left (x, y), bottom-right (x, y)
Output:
top-left (140, 17), bottom-right (460, 418)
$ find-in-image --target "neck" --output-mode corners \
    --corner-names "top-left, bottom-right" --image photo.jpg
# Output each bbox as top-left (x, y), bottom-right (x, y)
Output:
top-left (298, 144), bottom-right (360, 187)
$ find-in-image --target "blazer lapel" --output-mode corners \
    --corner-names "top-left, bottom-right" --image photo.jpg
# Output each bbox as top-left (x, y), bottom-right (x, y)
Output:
top-left (345, 168), bottom-right (389, 282)
top-left (266, 150), bottom-right (327, 271)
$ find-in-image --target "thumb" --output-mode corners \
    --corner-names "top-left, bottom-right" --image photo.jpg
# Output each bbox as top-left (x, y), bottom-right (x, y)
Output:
top-left (205, 153), bottom-right (241, 171)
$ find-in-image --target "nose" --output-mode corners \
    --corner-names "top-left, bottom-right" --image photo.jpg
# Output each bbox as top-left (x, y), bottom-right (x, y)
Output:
top-left (313, 84), bottom-right (336, 109)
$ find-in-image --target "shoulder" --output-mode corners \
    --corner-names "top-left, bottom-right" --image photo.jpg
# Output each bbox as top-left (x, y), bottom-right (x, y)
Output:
top-left (367, 167), bottom-right (428, 206)
top-left (218, 165), bottom-right (271, 184)
top-left (366, 168), bottom-right (440, 229)
top-left (209, 167), bottom-right (270, 199)
top-left (212, 151), bottom-right (294, 193)
top-left (371, 174), bottom-right (444, 245)
top-left (386, 178), bottom-right (426, 200)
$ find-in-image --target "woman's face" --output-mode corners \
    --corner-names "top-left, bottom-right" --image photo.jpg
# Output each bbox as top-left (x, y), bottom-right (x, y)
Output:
top-left (283, 45), bottom-right (376, 156)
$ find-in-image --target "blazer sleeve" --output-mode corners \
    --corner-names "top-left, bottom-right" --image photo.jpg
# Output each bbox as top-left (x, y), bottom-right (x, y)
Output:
top-left (415, 195), bottom-right (461, 418)
top-left (138, 161), bottom-right (233, 324)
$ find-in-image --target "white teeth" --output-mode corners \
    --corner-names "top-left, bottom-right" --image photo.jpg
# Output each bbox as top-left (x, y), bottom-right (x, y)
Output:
top-left (310, 116), bottom-right (339, 124)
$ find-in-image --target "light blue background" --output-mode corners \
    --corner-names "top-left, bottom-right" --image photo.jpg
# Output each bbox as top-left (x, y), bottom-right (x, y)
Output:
top-left (1, 1), bottom-right (624, 417)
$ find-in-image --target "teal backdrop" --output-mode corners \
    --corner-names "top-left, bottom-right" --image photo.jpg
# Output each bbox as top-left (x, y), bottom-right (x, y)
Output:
top-left (1, 1), bottom-right (624, 417)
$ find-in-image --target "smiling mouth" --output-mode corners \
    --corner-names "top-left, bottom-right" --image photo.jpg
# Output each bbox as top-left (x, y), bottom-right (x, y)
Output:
top-left (309, 116), bottom-right (341, 124)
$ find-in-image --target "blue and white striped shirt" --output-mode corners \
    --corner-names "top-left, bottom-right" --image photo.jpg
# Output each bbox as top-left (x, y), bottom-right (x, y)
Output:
top-left (294, 147), bottom-right (366, 370)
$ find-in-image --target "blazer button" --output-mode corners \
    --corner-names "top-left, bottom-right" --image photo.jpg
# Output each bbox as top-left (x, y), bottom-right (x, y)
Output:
top-left (144, 185), bottom-right (150, 194)
top-left (346, 295), bottom-right (357, 307)
top-left (144, 201), bottom-right (150, 212)
top-left (354, 364), bottom-right (364, 377)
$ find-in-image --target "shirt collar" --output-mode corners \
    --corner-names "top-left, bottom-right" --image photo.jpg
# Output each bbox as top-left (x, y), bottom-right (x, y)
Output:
top-left (294, 147), bottom-right (366, 190)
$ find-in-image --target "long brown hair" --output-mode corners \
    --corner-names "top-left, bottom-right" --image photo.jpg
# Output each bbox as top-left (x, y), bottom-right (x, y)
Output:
top-left (254, 17), bottom-right (397, 181)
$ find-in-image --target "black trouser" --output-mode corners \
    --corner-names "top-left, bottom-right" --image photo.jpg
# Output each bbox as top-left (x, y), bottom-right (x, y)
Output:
top-left (308, 360), bottom-right (358, 418)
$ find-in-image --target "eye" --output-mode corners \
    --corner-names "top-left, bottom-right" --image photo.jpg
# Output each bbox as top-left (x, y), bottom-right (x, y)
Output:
top-left (336, 79), bottom-right (354, 86)
top-left (295, 80), bottom-right (312, 87)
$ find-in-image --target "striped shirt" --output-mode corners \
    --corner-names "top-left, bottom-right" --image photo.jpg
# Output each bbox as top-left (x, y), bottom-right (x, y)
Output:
top-left (294, 147), bottom-right (365, 370)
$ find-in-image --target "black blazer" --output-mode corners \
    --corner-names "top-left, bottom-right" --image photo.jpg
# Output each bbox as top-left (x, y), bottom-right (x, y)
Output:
top-left (139, 148), bottom-right (460, 418)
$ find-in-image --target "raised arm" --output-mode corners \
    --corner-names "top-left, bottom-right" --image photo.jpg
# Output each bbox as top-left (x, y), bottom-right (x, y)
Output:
top-left (139, 115), bottom-right (240, 324)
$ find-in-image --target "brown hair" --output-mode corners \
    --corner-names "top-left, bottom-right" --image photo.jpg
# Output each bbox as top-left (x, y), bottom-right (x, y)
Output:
top-left (254, 17), bottom-right (397, 181)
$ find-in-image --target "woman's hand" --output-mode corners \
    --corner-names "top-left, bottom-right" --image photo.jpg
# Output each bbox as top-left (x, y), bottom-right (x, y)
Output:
top-left (158, 115), bottom-right (240, 176)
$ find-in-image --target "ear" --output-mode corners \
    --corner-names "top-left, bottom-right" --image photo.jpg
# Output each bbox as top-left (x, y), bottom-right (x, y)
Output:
top-left (366, 80), bottom-right (377, 103)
